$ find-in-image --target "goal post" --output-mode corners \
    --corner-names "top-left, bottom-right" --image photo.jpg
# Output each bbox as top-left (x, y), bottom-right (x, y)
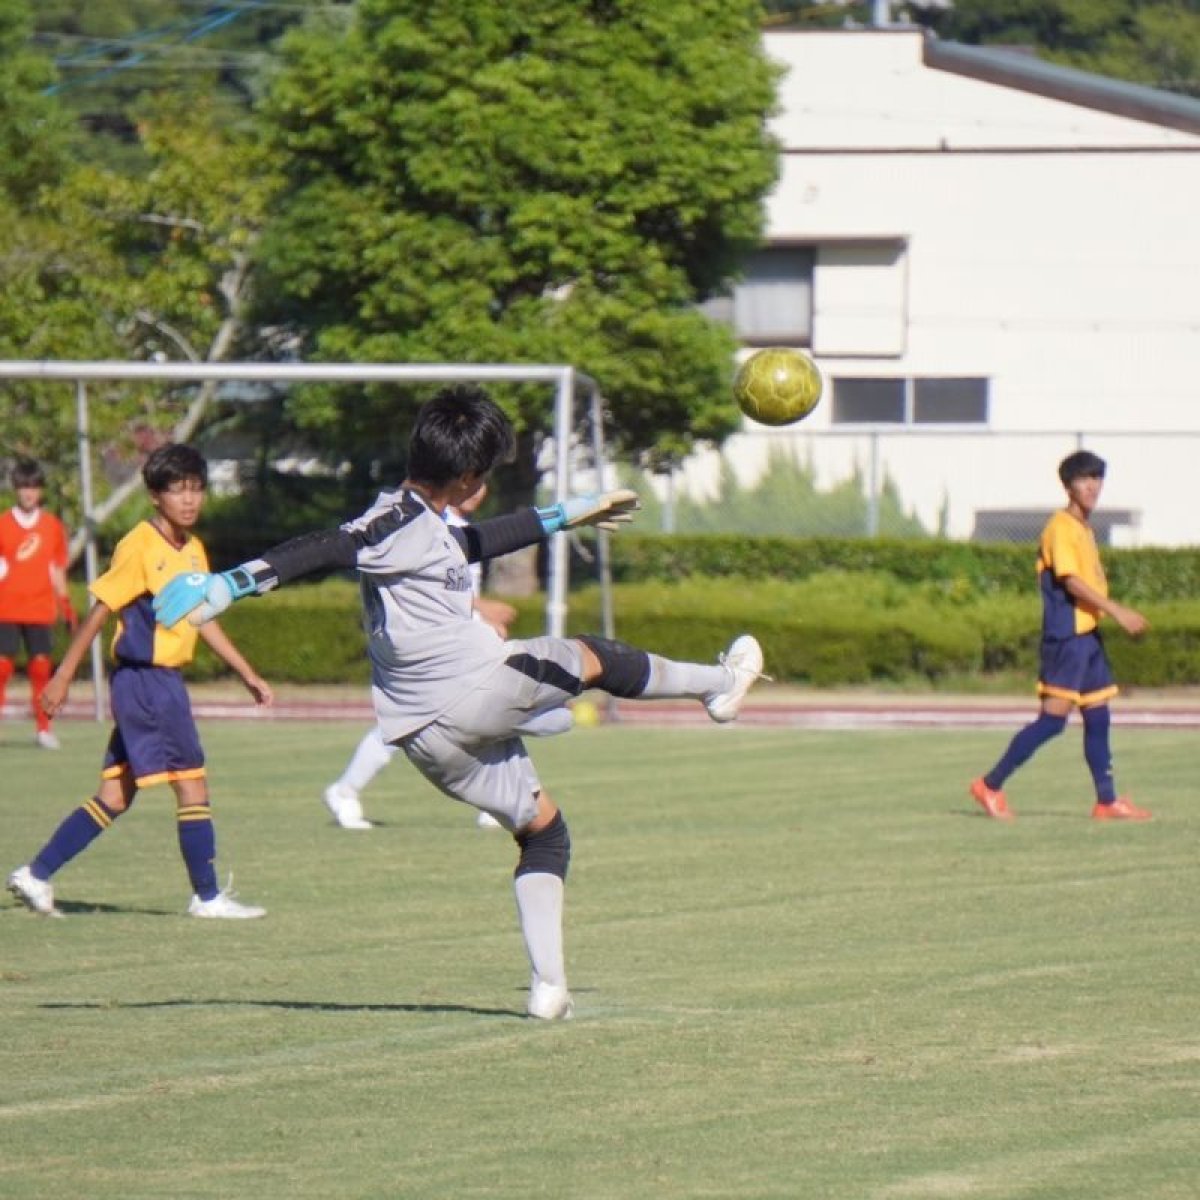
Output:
top-left (0, 359), bottom-right (616, 719)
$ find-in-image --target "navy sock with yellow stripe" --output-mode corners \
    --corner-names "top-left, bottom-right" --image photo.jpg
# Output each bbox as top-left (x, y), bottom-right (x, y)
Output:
top-left (31, 796), bottom-right (122, 880)
top-left (177, 804), bottom-right (219, 901)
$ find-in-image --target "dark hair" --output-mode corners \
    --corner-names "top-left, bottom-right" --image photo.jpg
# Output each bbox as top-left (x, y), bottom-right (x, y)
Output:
top-left (1058, 450), bottom-right (1106, 486)
top-left (407, 385), bottom-right (516, 486)
top-left (11, 458), bottom-right (45, 489)
top-left (142, 443), bottom-right (208, 493)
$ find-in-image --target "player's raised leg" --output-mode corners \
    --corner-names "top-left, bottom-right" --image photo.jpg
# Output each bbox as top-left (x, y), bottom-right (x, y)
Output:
top-left (576, 633), bottom-right (764, 723)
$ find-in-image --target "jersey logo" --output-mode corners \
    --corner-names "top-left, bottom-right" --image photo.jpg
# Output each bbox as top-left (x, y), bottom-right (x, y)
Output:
top-left (15, 533), bottom-right (42, 562)
top-left (445, 565), bottom-right (472, 594)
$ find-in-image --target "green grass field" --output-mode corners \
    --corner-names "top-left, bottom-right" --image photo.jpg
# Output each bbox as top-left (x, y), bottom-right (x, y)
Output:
top-left (2, 718), bottom-right (1197, 1199)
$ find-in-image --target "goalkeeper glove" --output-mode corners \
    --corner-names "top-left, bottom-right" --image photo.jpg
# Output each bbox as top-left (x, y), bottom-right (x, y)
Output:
top-left (154, 564), bottom-right (262, 628)
top-left (536, 489), bottom-right (640, 535)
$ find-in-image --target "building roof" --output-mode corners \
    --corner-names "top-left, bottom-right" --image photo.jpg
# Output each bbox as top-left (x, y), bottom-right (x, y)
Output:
top-left (923, 36), bottom-right (1200, 137)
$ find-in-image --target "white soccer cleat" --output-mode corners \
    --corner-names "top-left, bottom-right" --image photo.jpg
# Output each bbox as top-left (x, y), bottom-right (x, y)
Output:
top-left (476, 810), bottom-right (503, 829)
top-left (35, 730), bottom-right (61, 751)
top-left (323, 782), bottom-right (373, 830)
top-left (704, 634), bottom-right (765, 724)
top-left (187, 889), bottom-right (266, 920)
top-left (527, 978), bottom-right (575, 1021)
top-left (7, 865), bottom-right (62, 917)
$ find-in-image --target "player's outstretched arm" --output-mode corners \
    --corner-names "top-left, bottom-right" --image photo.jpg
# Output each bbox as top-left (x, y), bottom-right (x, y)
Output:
top-left (454, 490), bottom-right (640, 565)
top-left (154, 527), bottom-right (359, 628)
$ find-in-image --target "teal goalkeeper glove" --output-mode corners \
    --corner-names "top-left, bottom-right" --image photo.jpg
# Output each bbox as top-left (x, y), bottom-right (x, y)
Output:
top-left (154, 566), bottom-right (259, 628)
top-left (536, 489), bottom-right (640, 535)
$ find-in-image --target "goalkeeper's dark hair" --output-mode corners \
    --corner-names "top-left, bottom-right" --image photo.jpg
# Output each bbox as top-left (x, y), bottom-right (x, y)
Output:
top-left (407, 385), bottom-right (516, 486)
top-left (1058, 450), bottom-right (1106, 486)
top-left (143, 443), bottom-right (208, 493)
top-left (11, 458), bottom-right (46, 489)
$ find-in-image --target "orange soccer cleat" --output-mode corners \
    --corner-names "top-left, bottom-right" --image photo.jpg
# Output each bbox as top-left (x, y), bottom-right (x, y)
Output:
top-left (1091, 796), bottom-right (1152, 822)
top-left (970, 777), bottom-right (1014, 821)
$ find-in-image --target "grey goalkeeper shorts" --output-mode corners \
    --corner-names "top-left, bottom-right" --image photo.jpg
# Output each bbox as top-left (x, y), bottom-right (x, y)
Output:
top-left (398, 636), bottom-right (585, 831)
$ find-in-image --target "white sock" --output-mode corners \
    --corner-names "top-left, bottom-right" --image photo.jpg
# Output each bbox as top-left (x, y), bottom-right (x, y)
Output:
top-left (642, 654), bottom-right (731, 700)
top-left (338, 727), bottom-right (398, 793)
top-left (514, 872), bottom-right (566, 988)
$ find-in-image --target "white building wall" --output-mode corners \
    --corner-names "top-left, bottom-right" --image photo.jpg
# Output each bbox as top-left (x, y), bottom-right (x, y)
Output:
top-left (701, 30), bottom-right (1200, 545)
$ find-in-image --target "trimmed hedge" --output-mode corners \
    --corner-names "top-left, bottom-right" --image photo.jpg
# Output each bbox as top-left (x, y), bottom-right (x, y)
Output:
top-left (57, 536), bottom-right (1200, 688)
top-left (108, 574), bottom-right (1200, 690)
top-left (608, 535), bottom-right (1200, 604)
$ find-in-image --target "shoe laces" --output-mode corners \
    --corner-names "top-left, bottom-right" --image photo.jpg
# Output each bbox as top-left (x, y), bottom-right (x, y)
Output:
top-left (717, 649), bottom-right (773, 684)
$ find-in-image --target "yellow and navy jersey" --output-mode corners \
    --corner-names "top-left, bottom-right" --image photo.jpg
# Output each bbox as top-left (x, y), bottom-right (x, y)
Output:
top-left (1037, 510), bottom-right (1106, 639)
top-left (89, 521), bottom-right (209, 667)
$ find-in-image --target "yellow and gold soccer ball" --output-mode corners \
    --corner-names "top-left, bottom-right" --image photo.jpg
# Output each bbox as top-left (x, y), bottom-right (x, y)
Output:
top-left (733, 348), bottom-right (823, 426)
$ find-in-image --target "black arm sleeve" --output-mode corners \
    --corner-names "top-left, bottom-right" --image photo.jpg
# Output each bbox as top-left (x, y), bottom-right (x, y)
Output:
top-left (450, 508), bottom-right (545, 564)
top-left (260, 528), bottom-right (360, 585)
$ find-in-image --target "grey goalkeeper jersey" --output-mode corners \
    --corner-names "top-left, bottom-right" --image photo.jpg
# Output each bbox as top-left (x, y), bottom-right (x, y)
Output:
top-left (342, 487), bottom-right (508, 742)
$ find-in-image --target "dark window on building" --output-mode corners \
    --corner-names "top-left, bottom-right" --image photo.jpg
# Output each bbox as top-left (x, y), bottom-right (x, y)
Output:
top-left (831, 377), bottom-right (905, 423)
top-left (914, 377), bottom-right (988, 424)
top-left (703, 246), bottom-right (816, 344)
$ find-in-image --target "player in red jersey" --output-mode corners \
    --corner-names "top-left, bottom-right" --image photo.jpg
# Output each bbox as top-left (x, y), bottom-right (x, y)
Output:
top-left (0, 460), bottom-right (77, 748)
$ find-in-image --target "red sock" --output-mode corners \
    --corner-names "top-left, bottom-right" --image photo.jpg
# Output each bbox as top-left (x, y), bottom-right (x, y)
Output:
top-left (28, 655), bottom-right (53, 734)
top-left (0, 656), bottom-right (12, 713)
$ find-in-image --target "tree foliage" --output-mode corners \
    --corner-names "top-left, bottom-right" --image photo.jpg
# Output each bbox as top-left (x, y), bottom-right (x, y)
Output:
top-left (32, 0), bottom-right (345, 159)
top-left (0, 92), bottom-right (280, 542)
top-left (257, 0), bottom-right (780, 491)
top-left (922, 0), bottom-right (1200, 98)
top-left (0, 0), bottom-right (70, 202)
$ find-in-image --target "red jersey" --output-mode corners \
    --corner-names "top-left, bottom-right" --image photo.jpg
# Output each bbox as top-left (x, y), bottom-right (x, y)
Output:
top-left (0, 507), bottom-right (69, 624)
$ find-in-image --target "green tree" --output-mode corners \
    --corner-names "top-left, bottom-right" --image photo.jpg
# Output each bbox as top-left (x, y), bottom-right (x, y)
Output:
top-left (258, 0), bottom-right (780, 499)
top-left (0, 97), bottom-right (281, 549)
top-left (0, 0), bottom-right (70, 202)
top-left (33, 0), bottom-right (347, 162)
top-left (922, 0), bottom-right (1200, 99)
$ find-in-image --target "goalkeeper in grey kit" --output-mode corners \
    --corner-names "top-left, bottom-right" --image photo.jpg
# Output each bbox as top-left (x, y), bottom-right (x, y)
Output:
top-left (155, 384), bottom-right (764, 1020)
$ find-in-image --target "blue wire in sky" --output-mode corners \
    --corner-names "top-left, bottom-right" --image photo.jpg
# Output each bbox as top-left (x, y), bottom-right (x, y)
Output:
top-left (45, 2), bottom-right (266, 94)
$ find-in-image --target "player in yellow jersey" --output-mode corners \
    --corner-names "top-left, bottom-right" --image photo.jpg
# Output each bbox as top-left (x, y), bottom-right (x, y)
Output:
top-left (970, 450), bottom-right (1150, 821)
top-left (7, 445), bottom-right (273, 918)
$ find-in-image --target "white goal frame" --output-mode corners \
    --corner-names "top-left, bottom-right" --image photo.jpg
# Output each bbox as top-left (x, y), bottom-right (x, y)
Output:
top-left (0, 360), bottom-right (616, 720)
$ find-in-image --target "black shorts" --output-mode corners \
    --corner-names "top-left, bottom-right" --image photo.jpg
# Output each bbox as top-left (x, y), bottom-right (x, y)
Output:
top-left (0, 622), bottom-right (53, 659)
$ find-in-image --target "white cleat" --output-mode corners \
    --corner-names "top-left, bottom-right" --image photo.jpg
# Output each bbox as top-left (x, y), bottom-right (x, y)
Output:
top-left (476, 810), bottom-right (503, 829)
top-left (323, 782), bottom-right (373, 830)
top-left (188, 889), bottom-right (266, 920)
top-left (7, 865), bottom-right (63, 917)
top-left (35, 730), bottom-right (61, 751)
top-left (704, 634), bottom-right (765, 724)
top-left (527, 978), bottom-right (575, 1021)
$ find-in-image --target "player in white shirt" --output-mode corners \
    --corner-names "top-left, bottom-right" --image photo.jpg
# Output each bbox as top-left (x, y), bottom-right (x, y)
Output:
top-left (155, 385), bottom-right (764, 1020)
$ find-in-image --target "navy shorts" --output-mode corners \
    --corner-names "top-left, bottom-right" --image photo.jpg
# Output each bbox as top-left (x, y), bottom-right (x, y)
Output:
top-left (0, 622), bottom-right (53, 659)
top-left (1037, 631), bottom-right (1117, 708)
top-left (103, 664), bottom-right (206, 788)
